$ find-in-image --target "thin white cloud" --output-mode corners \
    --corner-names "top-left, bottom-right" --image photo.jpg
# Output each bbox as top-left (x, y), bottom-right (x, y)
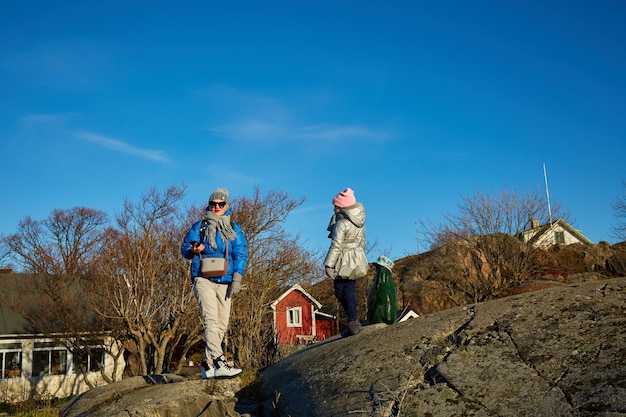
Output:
top-left (292, 203), bottom-right (329, 215)
top-left (208, 120), bottom-right (288, 142)
top-left (210, 120), bottom-right (391, 143)
top-left (201, 85), bottom-right (394, 144)
top-left (19, 114), bottom-right (65, 126)
top-left (18, 113), bottom-right (78, 129)
top-left (74, 131), bottom-right (172, 164)
top-left (291, 124), bottom-right (388, 142)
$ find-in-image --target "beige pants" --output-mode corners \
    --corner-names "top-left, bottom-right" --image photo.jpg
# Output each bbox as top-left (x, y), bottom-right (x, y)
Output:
top-left (193, 277), bottom-right (231, 361)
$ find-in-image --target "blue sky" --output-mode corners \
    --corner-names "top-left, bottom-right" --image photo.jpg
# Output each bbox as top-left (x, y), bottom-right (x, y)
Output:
top-left (1, 1), bottom-right (625, 260)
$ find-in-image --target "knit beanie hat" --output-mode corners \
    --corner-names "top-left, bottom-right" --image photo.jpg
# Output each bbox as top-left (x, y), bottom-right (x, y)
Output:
top-left (332, 188), bottom-right (357, 208)
top-left (374, 255), bottom-right (395, 271)
top-left (209, 188), bottom-right (229, 203)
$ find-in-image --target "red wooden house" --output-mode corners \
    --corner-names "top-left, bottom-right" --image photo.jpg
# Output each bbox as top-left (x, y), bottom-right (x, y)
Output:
top-left (271, 284), bottom-right (336, 344)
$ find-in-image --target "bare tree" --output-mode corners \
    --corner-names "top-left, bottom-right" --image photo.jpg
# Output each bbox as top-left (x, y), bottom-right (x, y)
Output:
top-left (611, 180), bottom-right (626, 242)
top-left (87, 185), bottom-right (200, 375)
top-left (4, 207), bottom-right (108, 276)
top-left (226, 187), bottom-right (319, 369)
top-left (419, 187), bottom-right (562, 303)
top-left (0, 207), bottom-right (123, 386)
top-left (424, 187), bottom-right (566, 249)
top-left (0, 185), bottom-right (325, 379)
top-left (0, 237), bottom-right (11, 269)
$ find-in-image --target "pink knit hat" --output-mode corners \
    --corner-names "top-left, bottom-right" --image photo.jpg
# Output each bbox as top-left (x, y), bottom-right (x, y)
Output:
top-left (333, 188), bottom-right (357, 208)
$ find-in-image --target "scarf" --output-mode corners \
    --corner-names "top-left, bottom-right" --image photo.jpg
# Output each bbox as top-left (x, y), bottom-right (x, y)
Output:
top-left (203, 211), bottom-right (237, 249)
top-left (327, 213), bottom-right (337, 238)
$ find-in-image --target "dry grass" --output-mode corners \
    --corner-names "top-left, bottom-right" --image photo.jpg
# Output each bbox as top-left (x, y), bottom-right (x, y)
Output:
top-left (0, 397), bottom-right (70, 417)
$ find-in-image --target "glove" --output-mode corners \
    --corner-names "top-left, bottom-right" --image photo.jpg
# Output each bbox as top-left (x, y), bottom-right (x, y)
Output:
top-left (227, 272), bottom-right (246, 298)
top-left (325, 266), bottom-right (337, 279)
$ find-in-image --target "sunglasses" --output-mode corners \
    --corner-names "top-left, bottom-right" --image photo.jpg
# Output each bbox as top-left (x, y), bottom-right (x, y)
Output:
top-left (209, 201), bottom-right (227, 209)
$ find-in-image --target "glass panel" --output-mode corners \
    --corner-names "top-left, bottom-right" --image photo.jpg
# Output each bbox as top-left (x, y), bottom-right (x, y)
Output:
top-left (5, 351), bottom-right (21, 378)
top-left (91, 348), bottom-right (105, 372)
top-left (34, 342), bottom-right (62, 349)
top-left (51, 350), bottom-right (67, 375)
top-left (287, 308), bottom-right (302, 326)
top-left (72, 345), bottom-right (106, 373)
top-left (33, 351), bottom-right (50, 377)
top-left (1, 351), bottom-right (22, 378)
top-left (0, 343), bottom-right (22, 350)
top-left (555, 231), bottom-right (565, 244)
top-left (72, 351), bottom-right (89, 374)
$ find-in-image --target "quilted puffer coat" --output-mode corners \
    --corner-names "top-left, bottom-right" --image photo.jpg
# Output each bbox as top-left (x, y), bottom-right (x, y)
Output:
top-left (324, 203), bottom-right (368, 279)
top-left (180, 210), bottom-right (248, 284)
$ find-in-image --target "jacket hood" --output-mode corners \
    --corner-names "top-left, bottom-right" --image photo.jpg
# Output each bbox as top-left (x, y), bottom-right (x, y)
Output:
top-left (339, 203), bottom-right (365, 228)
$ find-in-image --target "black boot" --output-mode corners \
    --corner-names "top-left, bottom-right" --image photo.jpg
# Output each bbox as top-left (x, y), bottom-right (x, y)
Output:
top-left (348, 320), bottom-right (362, 335)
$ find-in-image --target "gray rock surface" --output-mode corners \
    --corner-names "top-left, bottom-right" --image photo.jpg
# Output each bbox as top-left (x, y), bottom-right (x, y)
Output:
top-left (260, 277), bottom-right (626, 417)
top-left (60, 374), bottom-right (246, 417)
top-left (60, 278), bottom-right (626, 416)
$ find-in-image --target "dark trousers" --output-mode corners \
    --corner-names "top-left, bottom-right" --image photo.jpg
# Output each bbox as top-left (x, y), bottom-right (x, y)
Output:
top-left (334, 279), bottom-right (357, 322)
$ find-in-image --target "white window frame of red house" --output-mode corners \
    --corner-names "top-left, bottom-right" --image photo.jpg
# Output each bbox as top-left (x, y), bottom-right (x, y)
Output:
top-left (286, 307), bottom-right (302, 327)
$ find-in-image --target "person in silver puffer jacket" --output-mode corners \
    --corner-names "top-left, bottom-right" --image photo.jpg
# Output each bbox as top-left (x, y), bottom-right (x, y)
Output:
top-left (324, 187), bottom-right (369, 336)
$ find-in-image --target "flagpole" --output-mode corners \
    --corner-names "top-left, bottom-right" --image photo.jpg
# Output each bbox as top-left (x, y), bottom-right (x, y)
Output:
top-left (543, 163), bottom-right (553, 226)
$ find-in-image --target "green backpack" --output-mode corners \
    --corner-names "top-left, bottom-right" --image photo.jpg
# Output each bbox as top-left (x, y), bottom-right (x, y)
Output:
top-left (367, 265), bottom-right (397, 325)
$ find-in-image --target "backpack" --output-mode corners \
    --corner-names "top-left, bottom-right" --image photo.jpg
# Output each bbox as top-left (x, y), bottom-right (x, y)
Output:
top-left (367, 266), bottom-right (397, 325)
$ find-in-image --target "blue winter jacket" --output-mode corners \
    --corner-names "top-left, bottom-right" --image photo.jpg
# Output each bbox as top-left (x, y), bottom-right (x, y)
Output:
top-left (180, 211), bottom-right (248, 284)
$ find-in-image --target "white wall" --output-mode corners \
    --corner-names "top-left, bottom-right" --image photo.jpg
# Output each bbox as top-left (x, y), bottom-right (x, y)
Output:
top-left (0, 336), bottom-right (124, 402)
top-left (521, 223), bottom-right (585, 249)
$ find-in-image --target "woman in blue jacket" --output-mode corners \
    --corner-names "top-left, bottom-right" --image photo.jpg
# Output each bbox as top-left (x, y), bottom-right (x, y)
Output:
top-left (181, 188), bottom-right (248, 379)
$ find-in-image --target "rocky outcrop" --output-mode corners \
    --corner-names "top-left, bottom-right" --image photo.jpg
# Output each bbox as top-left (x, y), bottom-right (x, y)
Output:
top-left (260, 277), bottom-right (626, 416)
top-left (59, 374), bottom-right (253, 417)
top-left (61, 278), bottom-right (626, 417)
